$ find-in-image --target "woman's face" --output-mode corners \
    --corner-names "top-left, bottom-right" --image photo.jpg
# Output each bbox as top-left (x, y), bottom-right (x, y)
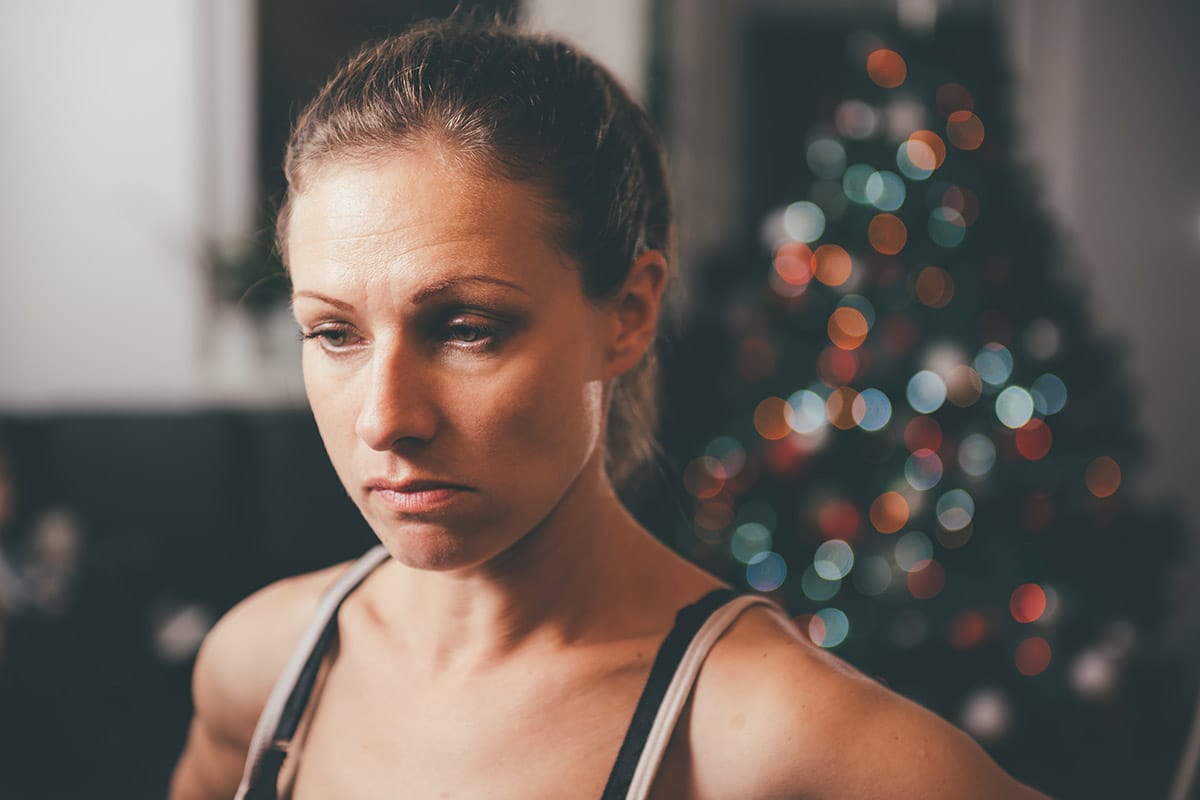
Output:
top-left (288, 149), bottom-right (618, 572)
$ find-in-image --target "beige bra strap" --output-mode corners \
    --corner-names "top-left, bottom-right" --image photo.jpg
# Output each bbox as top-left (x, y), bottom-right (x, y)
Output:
top-left (624, 594), bottom-right (785, 800)
top-left (234, 545), bottom-right (391, 800)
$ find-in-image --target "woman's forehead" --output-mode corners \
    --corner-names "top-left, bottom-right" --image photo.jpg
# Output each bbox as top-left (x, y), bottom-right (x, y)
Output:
top-left (287, 152), bottom-right (576, 298)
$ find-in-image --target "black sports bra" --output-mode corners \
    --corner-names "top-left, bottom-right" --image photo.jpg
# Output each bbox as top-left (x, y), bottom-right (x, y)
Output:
top-left (235, 546), bottom-right (781, 800)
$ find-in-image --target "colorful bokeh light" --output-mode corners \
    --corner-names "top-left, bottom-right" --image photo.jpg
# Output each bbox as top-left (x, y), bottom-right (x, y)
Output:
top-left (869, 213), bottom-right (908, 254)
top-left (1086, 456), bottom-right (1122, 498)
top-left (947, 110), bottom-right (986, 150)
top-left (870, 491), bottom-right (910, 533)
top-left (867, 49), bottom-right (907, 88)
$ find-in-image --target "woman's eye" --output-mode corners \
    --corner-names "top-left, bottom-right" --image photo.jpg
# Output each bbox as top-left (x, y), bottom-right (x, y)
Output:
top-left (444, 320), bottom-right (495, 345)
top-left (301, 328), bottom-right (356, 350)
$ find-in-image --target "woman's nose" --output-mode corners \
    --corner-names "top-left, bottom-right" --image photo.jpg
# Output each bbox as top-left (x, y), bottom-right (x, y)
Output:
top-left (354, 341), bottom-right (439, 452)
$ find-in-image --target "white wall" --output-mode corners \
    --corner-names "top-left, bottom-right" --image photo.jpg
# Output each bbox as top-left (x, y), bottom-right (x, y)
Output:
top-left (520, 0), bottom-right (649, 102)
top-left (0, 0), bottom-right (294, 412)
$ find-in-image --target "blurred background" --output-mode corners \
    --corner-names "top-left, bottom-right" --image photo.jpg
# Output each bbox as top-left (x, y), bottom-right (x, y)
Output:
top-left (1, 0), bottom-right (1197, 797)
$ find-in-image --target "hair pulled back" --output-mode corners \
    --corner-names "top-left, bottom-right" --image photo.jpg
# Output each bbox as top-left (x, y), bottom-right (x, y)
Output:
top-left (279, 15), bottom-right (673, 490)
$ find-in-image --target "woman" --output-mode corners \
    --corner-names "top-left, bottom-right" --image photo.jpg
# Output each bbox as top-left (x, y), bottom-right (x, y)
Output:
top-left (170, 16), bottom-right (1047, 799)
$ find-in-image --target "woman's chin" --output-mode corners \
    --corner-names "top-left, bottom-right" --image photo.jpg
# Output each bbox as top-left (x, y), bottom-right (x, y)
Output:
top-left (369, 522), bottom-right (510, 574)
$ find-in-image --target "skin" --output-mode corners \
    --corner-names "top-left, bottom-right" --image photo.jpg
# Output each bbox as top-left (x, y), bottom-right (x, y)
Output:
top-left (170, 145), bottom-right (1050, 799)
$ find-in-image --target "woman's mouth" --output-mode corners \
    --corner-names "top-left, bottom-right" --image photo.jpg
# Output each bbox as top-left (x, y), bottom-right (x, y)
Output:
top-left (366, 479), bottom-right (470, 513)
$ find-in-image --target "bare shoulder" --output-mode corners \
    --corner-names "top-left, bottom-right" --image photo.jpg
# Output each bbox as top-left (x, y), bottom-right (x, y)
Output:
top-left (191, 561), bottom-right (349, 745)
top-left (168, 561), bottom-right (351, 799)
top-left (684, 604), bottom-right (1049, 800)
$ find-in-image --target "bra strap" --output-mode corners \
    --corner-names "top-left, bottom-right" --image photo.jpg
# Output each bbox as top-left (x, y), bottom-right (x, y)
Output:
top-left (601, 590), bottom-right (783, 800)
top-left (234, 545), bottom-right (391, 800)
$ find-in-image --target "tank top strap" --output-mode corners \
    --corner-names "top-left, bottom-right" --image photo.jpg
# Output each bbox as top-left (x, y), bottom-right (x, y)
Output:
top-left (235, 545), bottom-right (391, 800)
top-left (601, 590), bottom-right (786, 800)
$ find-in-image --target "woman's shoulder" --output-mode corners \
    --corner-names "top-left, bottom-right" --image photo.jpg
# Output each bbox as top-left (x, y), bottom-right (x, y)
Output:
top-left (189, 559), bottom-right (354, 751)
top-left (683, 603), bottom-right (1047, 799)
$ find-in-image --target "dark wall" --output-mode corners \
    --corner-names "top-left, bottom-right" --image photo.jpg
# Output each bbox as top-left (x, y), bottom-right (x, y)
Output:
top-left (0, 411), bottom-right (374, 798)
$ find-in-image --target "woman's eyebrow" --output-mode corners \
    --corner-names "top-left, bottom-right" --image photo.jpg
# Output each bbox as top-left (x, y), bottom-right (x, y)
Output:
top-left (291, 290), bottom-right (353, 310)
top-left (410, 275), bottom-right (530, 304)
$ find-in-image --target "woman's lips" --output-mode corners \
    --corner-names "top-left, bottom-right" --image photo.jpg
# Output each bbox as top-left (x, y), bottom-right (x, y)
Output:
top-left (367, 481), bottom-right (469, 513)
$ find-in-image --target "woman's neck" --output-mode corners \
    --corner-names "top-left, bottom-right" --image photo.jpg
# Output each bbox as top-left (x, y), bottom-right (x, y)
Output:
top-left (354, 460), bottom-right (683, 679)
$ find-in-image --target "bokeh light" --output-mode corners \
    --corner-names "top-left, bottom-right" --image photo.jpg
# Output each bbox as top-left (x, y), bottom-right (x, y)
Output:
top-left (1011, 583), bottom-right (1048, 623)
top-left (817, 346), bottom-right (859, 385)
top-left (1071, 649), bottom-right (1119, 698)
top-left (768, 265), bottom-right (807, 299)
top-left (754, 397), bottom-right (794, 440)
top-left (816, 497), bottom-right (863, 540)
top-left (885, 98), bottom-right (924, 141)
top-left (806, 138), bottom-right (847, 180)
top-left (857, 388), bottom-right (893, 431)
top-left (866, 170), bottom-right (907, 211)
top-left (907, 560), bottom-right (945, 599)
top-left (961, 688), bottom-right (1010, 742)
top-left (814, 539), bottom-right (855, 580)
top-left (836, 101), bottom-right (879, 139)
top-left (829, 307), bottom-right (870, 350)
top-left (895, 530), bottom-right (933, 572)
top-left (1086, 456), bottom-right (1122, 498)
top-left (746, 551), bottom-right (788, 591)
top-left (936, 488), bottom-right (975, 531)
top-left (909, 130), bottom-right (947, 169)
top-left (1015, 419), bottom-right (1053, 460)
top-left (896, 140), bottom-right (933, 180)
top-left (843, 163), bottom-right (877, 204)
top-left (947, 110), bottom-right (986, 150)
top-left (774, 241), bottom-right (813, 286)
top-left (731, 522), bottom-right (772, 564)
top-left (801, 565), bottom-right (841, 601)
top-left (974, 343), bottom-right (1014, 387)
top-left (1031, 373), bottom-right (1068, 415)
top-left (784, 201), bottom-right (826, 242)
top-left (683, 456), bottom-right (724, 499)
top-left (867, 48), bottom-right (907, 88)
top-left (869, 213), bottom-right (908, 254)
top-left (1015, 636), bottom-right (1052, 676)
top-left (788, 389), bottom-right (829, 434)
top-left (948, 610), bottom-right (990, 650)
top-left (946, 364), bottom-right (983, 407)
top-left (705, 436), bottom-right (746, 478)
top-left (907, 370), bottom-right (948, 413)
top-left (905, 448), bottom-right (944, 490)
top-left (853, 555), bottom-right (892, 595)
top-left (812, 608), bottom-right (850, 648)
top-left (694, 498), bottom-right (733, 532)
top-left (915, 266), bottom-right (955, 307)
top-left (1025, 318), bottom-right (1062, 361)
top-left (870, 491), bottom-right (910, 533)
top-left (904, 415), bottom-right (943, 452)
top-left (826, 386), bottom-right (866, 429)
top-left (942, 185), bottom-right (979, 225)
top-left (996, 386), bottom-right (1035, 429)
top-left (929, 206), bottom-right (967, 247)
top-left (813, 244), bottom-right (853, 286)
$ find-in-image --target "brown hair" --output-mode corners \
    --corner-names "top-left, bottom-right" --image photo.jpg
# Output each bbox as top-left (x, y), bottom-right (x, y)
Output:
top-left (278, 14), bottom-right (673, 490)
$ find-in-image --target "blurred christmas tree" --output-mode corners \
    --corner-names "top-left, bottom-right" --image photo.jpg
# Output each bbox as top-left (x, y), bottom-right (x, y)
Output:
top-left (657, 11), bottom-right (1192, 798)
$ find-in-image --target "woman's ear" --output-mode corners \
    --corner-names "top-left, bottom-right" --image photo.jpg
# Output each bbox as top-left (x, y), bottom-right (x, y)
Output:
top-left (605, 249), bottom-right (668, 377)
